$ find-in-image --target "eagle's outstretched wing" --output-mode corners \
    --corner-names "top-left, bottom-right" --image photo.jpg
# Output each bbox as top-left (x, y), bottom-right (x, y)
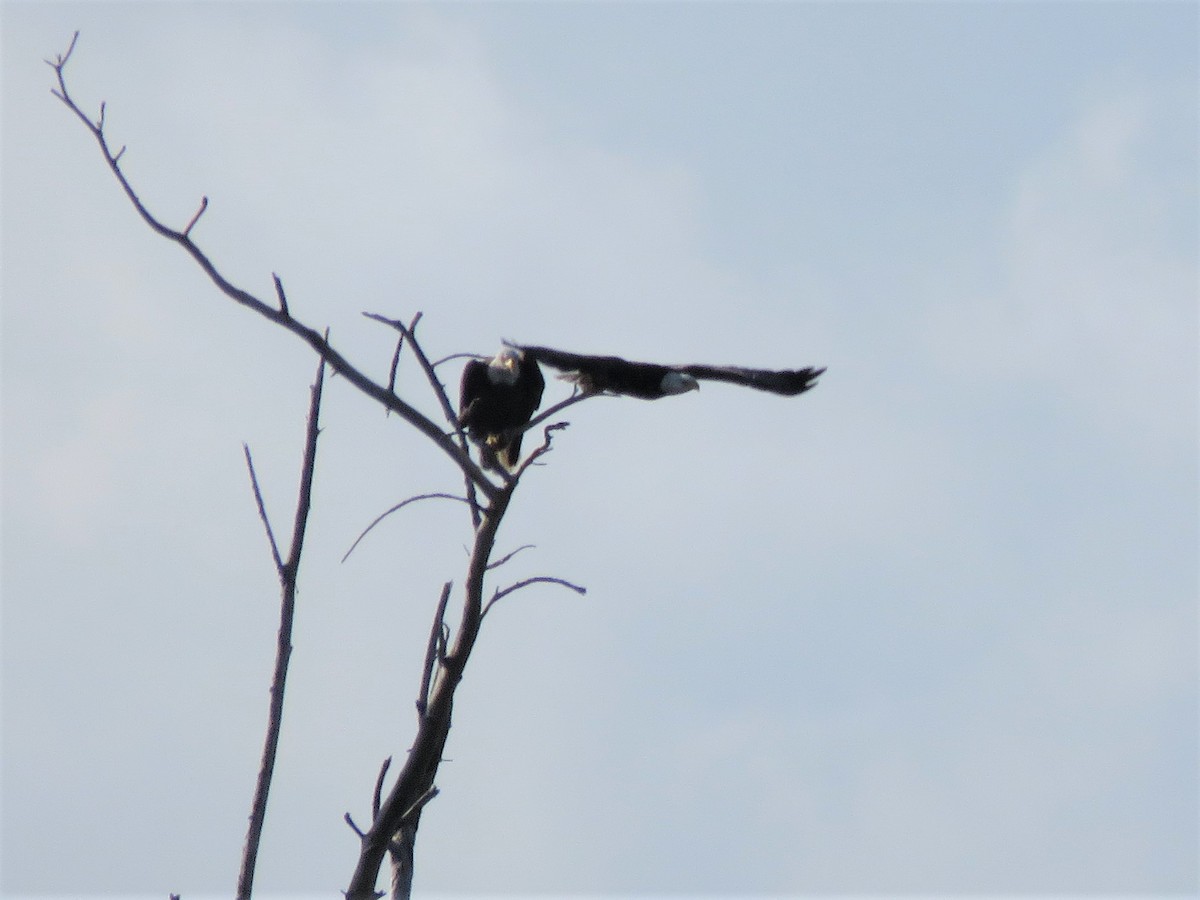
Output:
top-left (515, 344), bottom-right (673, 398)
top-left (678, 363), bottom-right (826, 396)
top-left (516, 342), bottom-right (825, 399)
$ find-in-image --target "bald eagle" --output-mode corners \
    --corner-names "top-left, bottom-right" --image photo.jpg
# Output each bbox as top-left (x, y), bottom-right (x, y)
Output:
top-left (512, 344), bottom-right (825, 399)
top-left (459, 347), bottom-right (546, 470)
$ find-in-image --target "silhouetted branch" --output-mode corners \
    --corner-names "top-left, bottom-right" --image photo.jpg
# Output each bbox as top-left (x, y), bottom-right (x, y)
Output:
top-left (387, 784), bottom-right (439, 900)
top-left (416, 582), bottom-right (453, 719)
top-left (183, 195), bottom-right (208, 237)
top-left (372, 757), bottom-right (392, 820)
top-left (383, 311), bottom-right (422, 399)
top-left (236, 355), bottom-right (327, 900)
top-left (243, 447), bottom-right (284, 574)
top-left (364, 311), bottom-right (482, 527)
top-left (341, 493), bottom-right (472, 564)
top-left (510, 421), bottom-right (570, 480)
top-left (482, 576), bottom-right (587, 619)
top-left (486, 544), bottom-right (536, 570)
top-left (430, 351), bottom-right (481, 368)
top-left (47, 34), bottom-right (499, 502)
top-left (272, 273), bottom-right (289, 317)
top-left (345, 483), bottom-right (514, 899)
top-left (522, 391), bottom-right (594, 434)
top-left (344, 812), bottom-right (368, 840)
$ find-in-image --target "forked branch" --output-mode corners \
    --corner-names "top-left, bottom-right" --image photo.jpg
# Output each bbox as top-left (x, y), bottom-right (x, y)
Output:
top-left (364, 311), bottom-right (483, 527)
top-left (236, 355), bottom-right (327, 900)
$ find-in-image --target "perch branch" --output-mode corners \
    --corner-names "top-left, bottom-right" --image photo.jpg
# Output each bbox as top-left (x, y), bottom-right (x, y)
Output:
top-left (521, 390), bottom-right (595, 435)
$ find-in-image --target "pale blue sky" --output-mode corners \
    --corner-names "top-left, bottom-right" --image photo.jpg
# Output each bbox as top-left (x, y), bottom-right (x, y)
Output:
top-left (3, 2), bottom-right (1197, 897)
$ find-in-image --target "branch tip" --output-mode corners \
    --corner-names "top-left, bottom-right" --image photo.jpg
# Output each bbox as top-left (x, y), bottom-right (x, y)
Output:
top-left (183, 195), bottom-right (208, 237)
top-left (272, 273), bottom-right (289, 316)
top-left (344, 812), bottom-right (367, 840)
top-left (372, 756), bottom-right (392, 819)
top-left (482, 575), bottom-right (588, 619)
top-left (243, 444), bottom-right (284, 575)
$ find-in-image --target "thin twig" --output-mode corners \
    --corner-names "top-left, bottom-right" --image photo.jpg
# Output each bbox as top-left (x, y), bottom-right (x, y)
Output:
top-left (243, 444), bottom-right (284, 575)
top-left (42, 29), bottom-right (79, 71)
top-left (272, 272), bottom-right (289, 317)
top-left (416, 583), bottom-right (453, 719)
top-left (363, 312), bottom-right (485, 528)
top-left (430, 351), bottom-right (482, 369)
top-left (183, 195), bottom-right (207, 237)
top-left (344, 812), bottom-right (367, 840)
top-left (341, 493), bottom-right (472, 564)
top-left (486, 544), bottom-right (536, 570)
top-left (522, 391), bottom-right (594, 435)
top-left (400, 785), bottom-right (440, 823)
top-left (510, 421), bottom-right (570, 481)
top-left (481, 576), bottom-right (587, 619)
top-left (385, 311), bottom-right (422, 399)
top-left (284, 352), bottom-right (326, 574)
top-left (372, 757), bottom-right (392, 820)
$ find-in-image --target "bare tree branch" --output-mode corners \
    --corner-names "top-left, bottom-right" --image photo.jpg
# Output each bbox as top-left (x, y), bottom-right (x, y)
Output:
top-left (341, 493), bottom-right (472, 564)
top-left (416, 582), bottom-right (453, 719)
top-left (236, 355), bottom-right (327, 900)
top-left (345, 483), bottom-right (514, 899)
top-left (47, 35), bottom-right (500, 502)
top-left (372, 757), bottom-right (393, 820)
top-left (521, 389), bottom-right (596, 434)
top-left (386, 784), bottom-right (439, 900)
top-left (271, 272), bottom-right (289, 317)
top-left (243, 445), bottom-right (285, 575)
top-left (344, 812), bottom-right (368, 840)
top-left (430, 351), bottom-right (481, 369)
top-left (364, 311), bottom-right (482, 527)
top-left (384, 311), bottom-right (422, 399)
top-left (482, 576), bottom-right (588, 620)
top-left (486, 543), bottom-right (536, 570)
top-left (510, 421), bottom-right (570, 481)
top-left (183, 195), bottom-right (208, 237)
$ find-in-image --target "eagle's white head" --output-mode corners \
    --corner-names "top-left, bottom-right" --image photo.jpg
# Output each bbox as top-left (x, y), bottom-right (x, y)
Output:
top-left (660, 371), bottom-right (699, 395)
top-left (488, 347), bottom-right (523, 385)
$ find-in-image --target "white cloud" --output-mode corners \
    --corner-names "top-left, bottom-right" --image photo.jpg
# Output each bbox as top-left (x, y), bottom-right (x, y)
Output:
top-left (927, 86), bottom-right (1197, 464)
